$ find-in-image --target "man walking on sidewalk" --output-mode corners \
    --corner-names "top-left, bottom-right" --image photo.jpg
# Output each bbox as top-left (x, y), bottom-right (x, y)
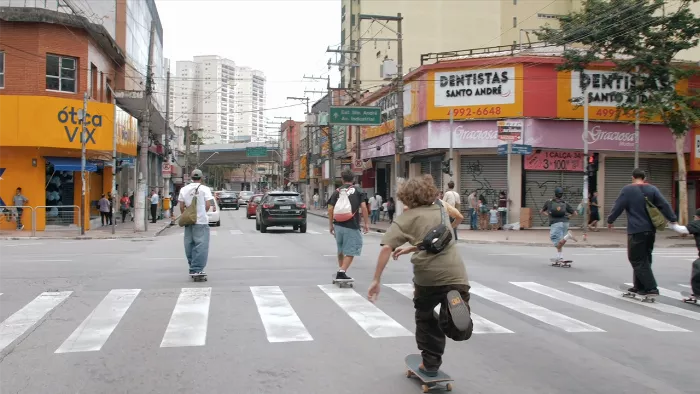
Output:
top-left (178, 169), bottom-right (215, 276)
top-left (607, 168), bottom-right (677, 297)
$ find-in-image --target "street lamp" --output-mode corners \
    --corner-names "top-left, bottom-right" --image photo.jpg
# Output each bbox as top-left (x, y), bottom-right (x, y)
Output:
top-left (198, 152), bottom-right (219, 167)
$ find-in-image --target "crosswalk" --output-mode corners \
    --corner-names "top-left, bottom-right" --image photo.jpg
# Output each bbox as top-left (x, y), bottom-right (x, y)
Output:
top-left (0, 281), bottom-right (696, 354)
top-left (163, 228), bottom-right (375, 237)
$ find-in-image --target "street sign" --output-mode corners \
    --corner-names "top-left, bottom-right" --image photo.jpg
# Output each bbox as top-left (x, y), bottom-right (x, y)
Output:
top-left (497, 144), bottom-right (532, 155)
top-left (329, 106), bottom-right (382, 126)
top-left (120, 158), bottom-right (135, 167)
top-left (497, 120), bottom-right (523, 142)
top-left (246, 147), bottom-right (267, 157)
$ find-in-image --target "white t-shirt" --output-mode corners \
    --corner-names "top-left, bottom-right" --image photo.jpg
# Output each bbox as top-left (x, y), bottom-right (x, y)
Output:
top-left (151, 193), bottom-right (159, 204)
top-left (369, 196), bottom-right (378, 210)
top-left (178, 182), bottom-right (214, 225)
top-left (444, 190), bottom-right (460, 207)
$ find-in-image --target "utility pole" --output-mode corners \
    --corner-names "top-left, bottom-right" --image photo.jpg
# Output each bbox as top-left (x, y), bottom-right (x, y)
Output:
top-left (582, 71), bottom-right (590, 239)
top-left (634, 65), bottom-right (640, 168)
top-left (135, 21), bottom-right (156, 232)
top-left (184, 120), bottom-right (191, 177)
top-left (109, 85), bottom-right (117, 235)
top-left (79, 92), bottom-right (88, 235)
top-left (164, 68), bottom-right (172, 211)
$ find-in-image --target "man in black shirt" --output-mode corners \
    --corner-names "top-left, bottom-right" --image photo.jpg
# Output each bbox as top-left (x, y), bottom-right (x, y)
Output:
top-left (607, 168), bottom-right (678, 297)
top-left (327, 169), bottom-right (370, 281)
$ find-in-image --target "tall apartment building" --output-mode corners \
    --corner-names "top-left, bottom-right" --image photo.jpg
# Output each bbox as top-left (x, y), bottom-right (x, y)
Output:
top-left (170, 55), bottom-right (266, 144)
top-left (339, 0), bottom-right (700, 93)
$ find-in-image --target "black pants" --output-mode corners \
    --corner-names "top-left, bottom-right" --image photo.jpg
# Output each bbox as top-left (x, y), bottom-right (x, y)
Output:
top-left (691, 258), bottom-right (700, 296)
top-left (627, 231), bottom-right (657, 291)
top-left (150, 204), bottom-right (158, 223)
top-left (414, 284), bottom-right (474, 370)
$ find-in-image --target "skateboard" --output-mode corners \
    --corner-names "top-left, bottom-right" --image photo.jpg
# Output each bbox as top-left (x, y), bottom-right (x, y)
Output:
top-left (681, 291), bottom-right (698, 304)
top-left (405, 354), bottom-right (453, 392)
top-left (331, 276), bottom-right (354, 288)
top-left (550, 258), bottom-right (572, 268)
top-left (190, 273), bottom-right (208, 282)
top-left (619, 284), bottom-right (656, 303)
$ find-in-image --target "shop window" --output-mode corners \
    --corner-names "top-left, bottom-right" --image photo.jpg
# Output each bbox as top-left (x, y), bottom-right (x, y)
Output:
top-left (0, 51), bottom-right (4, 88)
top-left (46, 54), bottom-right (76, 93)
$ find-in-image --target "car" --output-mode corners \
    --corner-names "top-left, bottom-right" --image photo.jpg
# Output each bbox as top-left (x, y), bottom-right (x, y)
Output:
top-left (207, 198), bottom-right (221, 226)
top-left (255, 191), bottom-right (307, 233)
top-left (217, 191), bottom-right (239, 210)
top-left (246, 194), bottom-right (264, 219)
top-left (238, 191), bottom-right (255, 205)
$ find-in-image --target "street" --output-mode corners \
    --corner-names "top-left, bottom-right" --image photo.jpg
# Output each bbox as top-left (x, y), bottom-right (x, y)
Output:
top-left (0, 209), bottom-right (698, 394)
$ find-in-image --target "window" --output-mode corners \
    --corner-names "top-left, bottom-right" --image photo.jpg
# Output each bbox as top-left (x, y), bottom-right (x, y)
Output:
top-left (46, 54), bottom-right (76, 92)
top-left (0, 51), bottom-right (4, 88)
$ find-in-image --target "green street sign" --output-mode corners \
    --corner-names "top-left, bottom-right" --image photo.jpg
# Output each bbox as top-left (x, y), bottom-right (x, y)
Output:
top-left (329, 106), bottom-right (381, 126)
top-left (246, 147), bottom-right (267, 157)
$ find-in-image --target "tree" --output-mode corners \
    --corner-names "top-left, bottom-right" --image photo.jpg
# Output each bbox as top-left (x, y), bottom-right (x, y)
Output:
top-left (536, 0), bottom-right (700, 224)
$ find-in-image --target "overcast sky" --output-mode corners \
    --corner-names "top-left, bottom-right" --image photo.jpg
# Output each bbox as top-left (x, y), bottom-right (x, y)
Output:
top-left (157, 0), bottom-right (341, 130)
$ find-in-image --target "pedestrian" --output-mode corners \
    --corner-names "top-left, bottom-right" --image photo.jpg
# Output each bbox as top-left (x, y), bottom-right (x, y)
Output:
top-left (368, 194), bottom-right (379, 224)
top-left (177, 169), bottom-right (215, 276)
top-left (489, 204), bottom-right (499, 231)
top-left (607, 168), bottom-right (677, 297)
top-left (327, 169), bottom-right (370, 282)
top-left (540, 186), bottom-right (578, 263)
top-left (150, 189), bottom-right (159, 223)
top-left (367, 174), bottom-right (473, 377)
top-left (668, 209), bottom-right (700, 301)
top-left (467, 191), bottom-right (478, 230)
top-left (588, 191), bottom-right (600, 231)
top-left (387, 197), bottom-right (396, 223)
top-left (443, 181), bottom-right (461, 240)
top-left (12, 187), bottom-right (28, 231)
top-left (313, 193), bottom-right (319, 209)
top-left (120, 192), bottom-right (130, 223)
top-left (98, 194), bottom-right (110, 226)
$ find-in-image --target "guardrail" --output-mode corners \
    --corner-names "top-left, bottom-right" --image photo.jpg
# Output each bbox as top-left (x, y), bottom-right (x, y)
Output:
top-left (0, 205), bottom-right (36, 236)
top-left (33, 205), bottom-right (81, 236)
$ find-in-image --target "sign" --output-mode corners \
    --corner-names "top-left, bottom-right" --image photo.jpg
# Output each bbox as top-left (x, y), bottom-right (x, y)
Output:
top-left (120, 158), bottom-right (136, 167)
top-left (524, 150), bottom-right (584, 172)
top-left (246, 147), bottom-right (267, 157)
top-left (329, 106), bottom-right (381, 126)
top-left (332, 125), bottom-right (347, 152)
top-left (162, 163), bottom-right (172, 178)
top-left (426, 65), bottom-right (524, 121)
top-left (497, 120), bottom-right (522, 142)
top-left (497, 144), bottom-right (532, 155)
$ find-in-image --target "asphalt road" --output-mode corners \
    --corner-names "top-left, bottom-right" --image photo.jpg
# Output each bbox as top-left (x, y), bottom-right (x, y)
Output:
top-left (0, 208), bottom-right (698, 394)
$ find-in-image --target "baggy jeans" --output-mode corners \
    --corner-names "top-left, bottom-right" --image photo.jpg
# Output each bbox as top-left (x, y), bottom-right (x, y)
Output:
top-left (627, 231), bottom-right (657, 291)
top-left (184, 224), bottom-right (210, 272)
top-left (414, 283), bottom-right (474, 370)
top-left (691, 258), bottom-right (700, 296)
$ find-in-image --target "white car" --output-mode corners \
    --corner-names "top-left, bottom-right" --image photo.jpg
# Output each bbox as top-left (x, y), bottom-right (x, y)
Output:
top-left (207, 198), bottom-right (220, 227)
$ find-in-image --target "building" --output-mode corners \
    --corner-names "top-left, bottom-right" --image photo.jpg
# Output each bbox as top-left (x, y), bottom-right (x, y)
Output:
top-left (0, 0), bottom-right (167, 232)
top-left (339, 0), bottom-right (700, 94)
top-left (170, 55), bottom-right (266, 144)
top-left (356, 45), bottom-right (700, 227)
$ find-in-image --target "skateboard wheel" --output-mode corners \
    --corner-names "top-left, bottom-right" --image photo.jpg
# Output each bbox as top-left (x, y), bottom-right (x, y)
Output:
top-left (422, 384), bottom-right (430, 393)
top-left (446, 383), bottom-right (453, 391)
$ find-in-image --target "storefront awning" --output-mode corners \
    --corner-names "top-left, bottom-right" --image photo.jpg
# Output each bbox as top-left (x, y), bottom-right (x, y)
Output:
top-left (45, 157), bottom-right (99, 172)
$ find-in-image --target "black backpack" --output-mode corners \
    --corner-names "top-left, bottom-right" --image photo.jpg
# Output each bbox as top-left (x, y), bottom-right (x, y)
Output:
top-left (549, 199), bottom-right (568, 218)
top-left (416, 200), bottom-right (453, 254)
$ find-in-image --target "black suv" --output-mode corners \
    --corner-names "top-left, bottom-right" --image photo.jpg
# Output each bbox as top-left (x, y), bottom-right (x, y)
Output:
top-left (255, 191), bottom-right (307, 233)
top-left (217, 191), bottom-right (239, 210)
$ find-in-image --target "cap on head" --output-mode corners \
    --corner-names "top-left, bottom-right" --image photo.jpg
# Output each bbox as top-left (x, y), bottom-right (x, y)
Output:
top-left (191, 169), bottom-right (203, 180)
top-left (554, 187), bottom-right (563, 198)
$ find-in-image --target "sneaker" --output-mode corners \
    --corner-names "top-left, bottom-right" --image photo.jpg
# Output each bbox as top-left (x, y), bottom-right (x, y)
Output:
top-left (446, 290), bottom-right (471, 331)
top-left (335, 270), bottom-right (353, 280)
top-left (638, 289), bottom-right (659, 296)
top-left (419, 363), bottom-right (439, 377)
top-left (627, 287), bottom-right (638, 294)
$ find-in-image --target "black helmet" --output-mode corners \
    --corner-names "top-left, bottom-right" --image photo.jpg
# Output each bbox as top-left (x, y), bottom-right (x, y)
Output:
top-left (554, 187), bottom-right (563, 198)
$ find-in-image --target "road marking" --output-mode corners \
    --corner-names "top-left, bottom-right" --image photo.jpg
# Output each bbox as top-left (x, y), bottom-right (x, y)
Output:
top-left (3, 243), bottom-right (43, 247)
top-left (572, 282), bottom-right (700, 323)
top-left (24, 259), bottom-right (73, 262)
top-left (487, 253), bottom-right (538, 256)
top-left (231, 255), bottom-right (278, 259)
top-left (679, 284), bottom-right (691, 288)
top-left (633, 284), bottom-right (690, 302)
top-left (511, 282), bottom-right (689, 332)
top-left (250, 286), bottom-right (313, 343)
top-left (384, 283), bottom-right (513, 334)
top-left (230, 229), bottom-right (243, 235)
top-left (210, 230), bottom-right (218, 236)
top-left (0, 291), bottom-right (72, 352)
top-left (469, 282), bottom-right (602, 333)
top-left (318, 284), bottom-right (413, 338)
top-left (145, 257), bottom-right (182, 260)
top-left (323, 254), bottom-right (338, 257)
top-left (160, 288), bottom-right (211, 347)
top-left (306, 230), bottom-right (322, 234)
top-left (55, 289), bottom-right (141, 353)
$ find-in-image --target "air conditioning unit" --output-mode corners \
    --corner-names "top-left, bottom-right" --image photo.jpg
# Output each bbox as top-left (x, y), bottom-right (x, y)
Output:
top-left (380, 59), bottom-right (397, 80)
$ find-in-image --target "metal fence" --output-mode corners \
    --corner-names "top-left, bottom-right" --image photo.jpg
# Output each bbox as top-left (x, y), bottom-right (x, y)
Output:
top-left (0, 205), bottom-right (36, 236)
top-left (33, 205), bottom-right (81, 236)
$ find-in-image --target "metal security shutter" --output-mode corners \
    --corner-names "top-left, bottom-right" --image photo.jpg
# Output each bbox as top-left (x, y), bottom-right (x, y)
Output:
top-left (420, 161), bottom-right (443, 190)
top-left (459, 155), bottom-right (507, 215)
top-left (524, 170), bottom-right (585, 228)
top-left (603, 157), bottom-right (673, 227)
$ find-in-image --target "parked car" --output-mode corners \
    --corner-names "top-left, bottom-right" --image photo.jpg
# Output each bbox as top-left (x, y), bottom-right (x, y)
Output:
top-left (246, 194), bottom-right (264, 219)
top-left (255, 191), bottom-right (307, 233)
top-left (238, 191), bottom-right (255, 205)
top-left (217, 191), bottom-right (239, 210)
top-left (207, 198), bottom-right (220, 226)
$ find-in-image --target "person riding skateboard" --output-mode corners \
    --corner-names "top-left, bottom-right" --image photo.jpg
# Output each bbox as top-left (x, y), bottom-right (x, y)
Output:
top-left (367, 174), bottom-right (473, 377)
top-left (541, 186), bottom-right (578, 263)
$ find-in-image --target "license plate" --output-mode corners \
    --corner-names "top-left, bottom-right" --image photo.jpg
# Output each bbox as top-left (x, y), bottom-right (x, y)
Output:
top-left (224, 199), bottom-right (232, 202)
top-left (280, 206), bottom-right (291, 210)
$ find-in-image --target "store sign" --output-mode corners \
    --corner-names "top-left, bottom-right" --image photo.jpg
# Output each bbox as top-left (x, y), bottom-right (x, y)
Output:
top-left (525, 150), bottom-right (584, 172)
top-left (497, 120), bottom-right (522, 142)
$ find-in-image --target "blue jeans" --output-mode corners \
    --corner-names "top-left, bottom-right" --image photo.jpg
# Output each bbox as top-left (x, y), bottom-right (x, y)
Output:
top-left (469, 209), bottom-right (478, 230)
top-left (371, 209), bottom-right (379, 223)
top-left (549, 221), bottom-right (569, 246)
top-left (184, 224), bottom-right (210, 272)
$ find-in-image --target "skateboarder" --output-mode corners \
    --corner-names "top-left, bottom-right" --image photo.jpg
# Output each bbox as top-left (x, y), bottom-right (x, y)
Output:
top-left (177, 169), bottom-right (215, 276)
top-left (367, 174), bottom-right (473, 378)
top-left (540, 186), bottom-right (578, 262)
top-left (667, 208), bottom-right (700, 298)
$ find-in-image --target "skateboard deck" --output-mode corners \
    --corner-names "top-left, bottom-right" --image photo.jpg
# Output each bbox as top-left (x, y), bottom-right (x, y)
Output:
top-left (404, 354), bottom-right (453, 392)
top-left (550, 259), bottom-right (573, 268)
top-left (190, 273), bottom-right (208, 282)
top-left (681, 290), bottom-right (698, 304)
top-left (619, 284), bottom-right (656, 303)
top-left (331, 274), bottom-right (354, 288)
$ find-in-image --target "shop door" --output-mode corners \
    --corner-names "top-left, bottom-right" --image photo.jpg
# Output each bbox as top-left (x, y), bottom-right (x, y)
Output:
top-left (420, 161), bottom-right (443, 191)
top-left (603, 157), bottom-right (673, 227)
top-left (524, 170), bottom-right (586, 228)
top-left (459, 155), bottom-right (508, 214)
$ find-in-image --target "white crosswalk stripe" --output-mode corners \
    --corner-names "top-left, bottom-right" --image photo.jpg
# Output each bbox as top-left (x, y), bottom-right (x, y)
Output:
top-left (680, 284), bottom-right (691, 288)
top-left (306, 230), bottom-right (322, 234)
top-left (384, 283), bottom-right (513, 334)
top-left (251, 286), bottom-right (312, 343)
top-left (230, 229), bottom-right (243, 235)
top-left (627, 283), bottom-right (689, 301)
top-left (160, 288), bottom-right (212, 347)
top-left (0, 291), bottom-right (72, 352)
top-left (511, 282), bottom-right (690, 332)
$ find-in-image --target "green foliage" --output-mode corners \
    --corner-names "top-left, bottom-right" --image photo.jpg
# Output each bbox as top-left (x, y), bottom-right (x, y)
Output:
top-left (536, 0), bottom-right (700, 135)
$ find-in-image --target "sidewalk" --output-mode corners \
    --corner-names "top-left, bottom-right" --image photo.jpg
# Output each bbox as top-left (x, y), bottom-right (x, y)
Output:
top-left (307, 209), bottom-right (696, 248)
top-left (0, 217), bottom-right (174, 240)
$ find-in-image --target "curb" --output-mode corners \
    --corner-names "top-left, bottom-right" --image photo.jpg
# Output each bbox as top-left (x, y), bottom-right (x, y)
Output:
top-left (0, 221), bottom-right (172, 241)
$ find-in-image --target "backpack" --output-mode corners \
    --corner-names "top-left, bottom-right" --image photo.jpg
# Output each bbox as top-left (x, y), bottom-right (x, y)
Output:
top-left (416, 200), bottom-right (453, 254)
top-left (549, 199), bottom-right (567, 218)
top-left (178, 185), bottom-right (201, 227)
top-left (638, 184), bottom-right (666, 231)
top-left (333, 186), bottom-right (356, 222)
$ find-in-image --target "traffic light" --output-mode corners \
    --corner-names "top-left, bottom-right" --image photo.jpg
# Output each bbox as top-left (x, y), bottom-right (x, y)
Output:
top-left (441, 158), bottom-right (453, 175)
top-left (587, 153), bottom-right (599, 177)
